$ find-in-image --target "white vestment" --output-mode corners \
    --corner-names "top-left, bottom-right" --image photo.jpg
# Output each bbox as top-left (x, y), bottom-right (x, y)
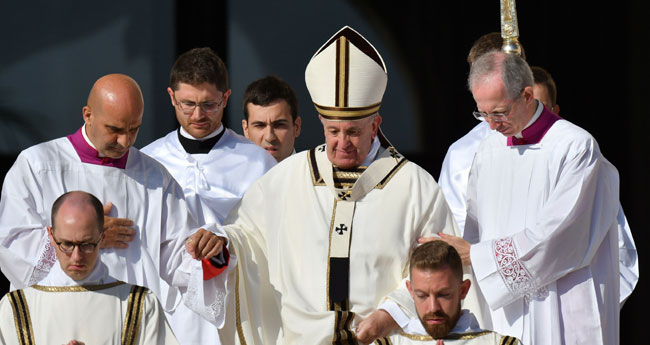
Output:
top-left (439, 120), bottom-right (638, 306)
top-left (221, 140), bottom-right (463, 345)
top-left (0, 261), bottom-right (178, 345)
top-left (141, 126), bottom-right (275, 345)
top-left (0, 134), bottom-right (225, 324)
top-left (465, 117), bottom-right (620, 345)
top-left (389, 310), bottom-right (521, 345)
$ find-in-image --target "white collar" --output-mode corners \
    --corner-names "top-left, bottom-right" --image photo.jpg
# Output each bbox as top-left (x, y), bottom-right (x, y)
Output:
top-left (360, 136), bottom-right (381, 167)
top-left (406, 309), bottom-right (483, 336)
top-left (82, 124), bottom-right (101, 155)
top-left (514, 100), bottom-right (543, 138)
top-left (179, 123), bottom-right (224, 141)
top-left (37, 260), bottom-right (115, 287)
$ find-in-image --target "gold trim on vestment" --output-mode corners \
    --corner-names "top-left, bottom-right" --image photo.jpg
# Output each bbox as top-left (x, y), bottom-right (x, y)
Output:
top-left (32, 281), bottom-right (125, 292)
top-left (121, 285), bottom-right (147, 345)
top-left (308, 148), bottom-right (326, 186)
top-left (8, 290), bottom-right (35, 345)
top-left (374, 337), bottom-right (392, 345)
top-left (375, 157), bottom-right (408, 190)
top-left (500, 335), bottom-right (519, 345)
top-left (232, 247), bottom-right (248, 345)
top-left (399, 330), bottom-right (493, 341)
top-left (326, 198), bottom-right (339, 310)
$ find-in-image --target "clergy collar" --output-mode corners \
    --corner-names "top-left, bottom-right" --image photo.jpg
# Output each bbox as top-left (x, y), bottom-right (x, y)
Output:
top-left (37, 260), bottom-right (116, 287)
top-left (360, 136), bottom-right (381, 166)
top-left (507, 102), bottom-right (561, 146)
top-left (67, 127), bottom-right (129, 169)
top-left (514, 100), bottom-right (543, 139)
top-left (448, 309), bottom-right (482, 334)
top-left (177, 124), bottom-right (225, 154)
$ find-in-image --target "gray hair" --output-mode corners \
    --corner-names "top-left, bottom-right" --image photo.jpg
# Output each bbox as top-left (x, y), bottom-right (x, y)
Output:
top-left (468, 51), bottom-right (533, 101)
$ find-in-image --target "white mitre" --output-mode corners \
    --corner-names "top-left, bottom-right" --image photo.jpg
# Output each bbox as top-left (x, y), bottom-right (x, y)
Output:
top-left (305, 26), bottom-right (388, 120)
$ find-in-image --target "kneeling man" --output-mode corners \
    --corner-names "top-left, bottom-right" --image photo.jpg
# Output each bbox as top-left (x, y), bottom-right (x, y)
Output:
top-left (390, 241), bottom-right (520, 345)
top-left (0, 191), bottom-right (178, 345)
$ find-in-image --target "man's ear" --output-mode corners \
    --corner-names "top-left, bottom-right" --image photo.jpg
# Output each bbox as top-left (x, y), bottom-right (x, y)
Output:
top-left (553, 104), bottom-right (560, 115)
top-left (242, 119), bottom-right (249, 138)
top-left (167, 87), bottom-right (176, 106)
top-left (406, 279), bottom-right (413, 296)
top-left (47, 226), bottom-right (55, 246)
top-left (294, 116), bottom-right (302, 137)
top-left (460, 279), bottom-right (471, 300)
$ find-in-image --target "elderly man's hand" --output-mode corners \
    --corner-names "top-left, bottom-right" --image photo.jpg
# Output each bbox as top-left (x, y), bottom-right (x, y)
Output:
top-left (418, 233), bottom-right (472, 266)
top-left (185, 228), bottom-right (225, 260)
top-left (355, 309), bottom-right (399, 345)
top-left (100, 202), bottom-right (135, 249)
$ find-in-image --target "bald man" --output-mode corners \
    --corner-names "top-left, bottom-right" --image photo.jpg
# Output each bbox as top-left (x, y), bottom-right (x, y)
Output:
top-left (0, 191), bottom-right (179, 345)
top-left (0, 74), bottom-right (229, 328)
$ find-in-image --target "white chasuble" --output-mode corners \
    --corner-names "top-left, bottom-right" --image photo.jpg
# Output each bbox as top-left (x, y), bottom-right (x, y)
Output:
top-left (0, 136), bottom-right (222, 317)
top-left (465, 119), bottom-right (620, 345)
top-left (221, 140), bottom-right (461, 345)
top-left (141, 127), bottom-right (274, 345)
top-left (0, 284), bottom-right (178, 345)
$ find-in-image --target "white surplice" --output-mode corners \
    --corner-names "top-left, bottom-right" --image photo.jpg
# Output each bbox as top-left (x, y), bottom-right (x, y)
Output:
top-left (439, 119), bottom-right (638, 306)
top-left (465, 116), bottom-right (620, 345)
top-left (390, 310), bottom-right (521, 345)
top-left (141, 126), bottom-right (276, 226)
top-left (0, 261), bottom-right (178, 345)
top-left (0, 134), bottom-right (226, 325)
top-left (141, 126), bottom-right (275, 345)
top-left (220, 139), bottom-right (462, 345)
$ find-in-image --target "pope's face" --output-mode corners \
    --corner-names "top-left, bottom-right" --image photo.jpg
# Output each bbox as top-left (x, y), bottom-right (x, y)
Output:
top-left (169, 82), bottom-right (231, 139)
top-left (407, 266), bottom-right (470, 339)
top-left (48, 210), bottom-right (103, 281)
top-left (243, 100), bottom-right (301, 162)
top-left (321, 115), bottom-right (381, 169)
top-left (472, 77), bottom-right (534, 137)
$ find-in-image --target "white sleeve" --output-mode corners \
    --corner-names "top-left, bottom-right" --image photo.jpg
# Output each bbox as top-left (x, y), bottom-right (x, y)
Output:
top-left (617, 205), bottom-right (638, 306)
top-left (0, 154), bottom-right (56, 288)
top-left (158, 178), bottom-right (233, 325)
top-left (469, 141), bottom-right (619, 309)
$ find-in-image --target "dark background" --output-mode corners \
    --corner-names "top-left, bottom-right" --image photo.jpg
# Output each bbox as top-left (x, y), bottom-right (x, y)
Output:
top-left (1, 0), bottom-right (646, 342)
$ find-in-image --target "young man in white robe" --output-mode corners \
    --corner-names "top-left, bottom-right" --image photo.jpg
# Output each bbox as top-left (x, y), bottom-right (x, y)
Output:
top-left (389, 241), bottom-right (521, 345)
top-left (0, 191), bottom-right (179, 345)
top-left (141, 48), bottom-right (275, 345)
top-left (430, 51), bottom-right (620, 345)
top-left (212, 26), bottom-right (474, 345)
top-left (0, 74), bottom-right (229, 331)
top-left (241, 75), bottom-right (302, 162)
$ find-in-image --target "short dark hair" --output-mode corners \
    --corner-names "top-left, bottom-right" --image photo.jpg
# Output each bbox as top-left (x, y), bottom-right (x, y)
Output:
top-left (531, 66), bottom-right (557, 106)
top-left (51, 191), bottom-right (104, 233)
top-left (467, 32), bottom-right (526, 66)
top-left (409, 241), bottom-right (463, 281)
top-left (242, 75), bottom-right (298, 121)
top-left (169, 47), bottom-right (229, 92)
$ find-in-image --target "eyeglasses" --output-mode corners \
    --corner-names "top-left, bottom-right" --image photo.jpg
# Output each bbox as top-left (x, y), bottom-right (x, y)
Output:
top-left (472, 108), bottom-right (510, 122)
top-left (51, 232), bottom-right (103, 254)
top-left (473, 89), bottom-right (525, 122)
top-left (173, 93), bottom-right (225, 115)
